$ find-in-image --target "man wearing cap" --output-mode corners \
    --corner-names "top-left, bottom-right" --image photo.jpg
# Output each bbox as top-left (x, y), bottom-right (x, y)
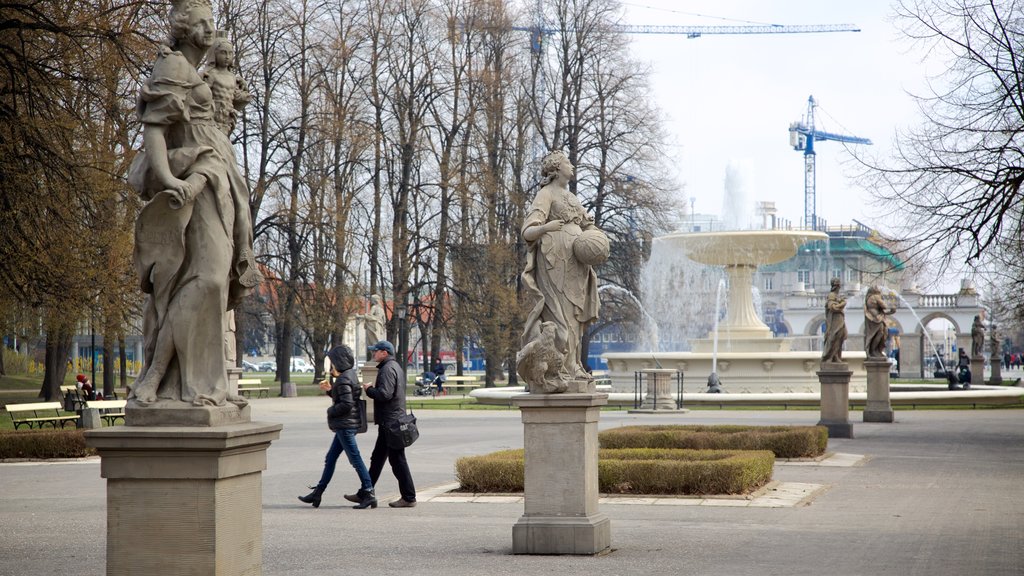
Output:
top-left (355, 340), bottom-right (417, 507)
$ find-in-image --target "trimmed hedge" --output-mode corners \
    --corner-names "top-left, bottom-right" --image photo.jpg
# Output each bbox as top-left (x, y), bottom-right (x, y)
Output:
top-left (599, 425), bottom-right (828, 458)
top-left (455, 448), bottom-right (774, 495)
top-left (0, 428), bottom-right (95, 459)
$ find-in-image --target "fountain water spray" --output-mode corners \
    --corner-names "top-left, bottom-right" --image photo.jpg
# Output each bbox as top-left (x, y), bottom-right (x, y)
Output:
top-left (881, 287), bottom-right (948, 378)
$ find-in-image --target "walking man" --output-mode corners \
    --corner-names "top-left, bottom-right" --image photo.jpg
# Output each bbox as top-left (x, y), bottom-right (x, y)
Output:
top-left (356, 340), bottom-right (417, 507)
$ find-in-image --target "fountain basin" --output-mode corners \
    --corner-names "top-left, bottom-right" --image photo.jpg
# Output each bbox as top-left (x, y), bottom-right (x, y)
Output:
top-left (469, 383), bottom-right (1024, 407)
top-left (602, 351), bottom-right (868, 394)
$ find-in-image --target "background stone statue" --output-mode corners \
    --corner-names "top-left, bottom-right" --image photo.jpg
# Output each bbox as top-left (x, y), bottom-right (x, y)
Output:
top-left (990, 324), bottom-right (1001, 356)
top-left (821, 277), bottom-right (847, 363)
top-left (971, 314), bottom-right (985, 357)
top-left (517, 150), bottom-right (608, 393)
top-left (128, 0), bottom-right (260, 409)
top-left (357, 295), bottom-right (386, 346)
top-left (863, 286), bottom-right (895, 358)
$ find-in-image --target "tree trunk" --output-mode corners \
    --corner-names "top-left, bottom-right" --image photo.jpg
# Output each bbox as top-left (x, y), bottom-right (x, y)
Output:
top-left (103, 331), bottom-right (114, 398)
top-left (119, 334), bottom-right (127, 391)
top-left (38, 327), bottom-right (72, 402)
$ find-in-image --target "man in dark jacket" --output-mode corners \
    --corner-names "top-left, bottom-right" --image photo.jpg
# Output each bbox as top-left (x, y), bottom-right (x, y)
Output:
top-left (358, 340), bottom-right (417, 507)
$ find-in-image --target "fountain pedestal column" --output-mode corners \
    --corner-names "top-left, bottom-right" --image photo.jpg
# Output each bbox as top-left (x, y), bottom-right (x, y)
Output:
top-left (631, 369), bottom-right (685, 412)
top-left (971, 356), bottom-right (984, 387)
top-left (863, 359), bottom-right (894, 423)
top-left (990, 355), bottom-right (1003, 385)
top-left (511, 390), bottom-right (611, 555)
top-left (817, 363), bottom-right (853, 438)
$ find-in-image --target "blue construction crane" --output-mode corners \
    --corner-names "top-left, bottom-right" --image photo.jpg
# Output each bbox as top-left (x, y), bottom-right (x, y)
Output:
top-left (517, 23), bottom-right (861, 51)
top-left (789, 95), bottom-right (871, 230)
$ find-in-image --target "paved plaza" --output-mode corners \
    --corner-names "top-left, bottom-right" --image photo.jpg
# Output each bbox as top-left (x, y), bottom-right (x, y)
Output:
top-left (2, 398), bottom-right (1022, 575)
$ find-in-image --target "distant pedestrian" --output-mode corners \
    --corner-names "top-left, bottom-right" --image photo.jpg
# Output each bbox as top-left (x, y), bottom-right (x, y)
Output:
top-left (431, 357), bottom-right (446, 394)
top-left (298, 344), bottom-right (375, 509)
top-left (359, 340), bottom-right (417, 508)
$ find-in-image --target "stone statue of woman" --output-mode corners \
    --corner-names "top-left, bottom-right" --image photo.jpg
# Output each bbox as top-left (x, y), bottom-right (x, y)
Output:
top-left (517, 150), bottom-right (608, 393)
top-left (863, 286), bottom-right (895, 359)
top-left (971, 314), bottom-right (985, 357)
top-left (821, 277), bottom-right (847, 363)
top-left (128, 0), bottom-right (260, 410)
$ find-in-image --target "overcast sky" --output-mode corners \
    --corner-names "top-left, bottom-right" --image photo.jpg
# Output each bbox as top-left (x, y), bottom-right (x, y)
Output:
top-left (619, 1), bottom-right (931, 233)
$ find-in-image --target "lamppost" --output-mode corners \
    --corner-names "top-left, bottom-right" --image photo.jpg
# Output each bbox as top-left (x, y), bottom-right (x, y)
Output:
top-left (396, 303), bottom-right (408, 376)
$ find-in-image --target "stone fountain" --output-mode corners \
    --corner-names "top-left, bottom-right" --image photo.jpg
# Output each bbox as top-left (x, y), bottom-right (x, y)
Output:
top-left (603, 229), bottom-right (869, 394)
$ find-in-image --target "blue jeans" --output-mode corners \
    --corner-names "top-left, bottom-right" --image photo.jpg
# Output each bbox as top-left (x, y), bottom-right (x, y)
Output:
top-left (316, 428), bottom-right (372, 492)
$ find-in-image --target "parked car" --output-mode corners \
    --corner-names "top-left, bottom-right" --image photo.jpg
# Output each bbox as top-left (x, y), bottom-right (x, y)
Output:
top-left (241, 360), bottom-right (258, 372)
top-left (290, 357), bottom-right (314, 373)
top-left (257, 361), bottom-right (276, 372)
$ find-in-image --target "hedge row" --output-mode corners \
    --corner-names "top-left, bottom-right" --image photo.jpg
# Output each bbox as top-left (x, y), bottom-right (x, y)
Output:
top-left (599, 425), bottom-right (828, 458)
top-left (455, 448), bottom-right (774, 495)
top-left (0, 428), bottom-right (95, 459)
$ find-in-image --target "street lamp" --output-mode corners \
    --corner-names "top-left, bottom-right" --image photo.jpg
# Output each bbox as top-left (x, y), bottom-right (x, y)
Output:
top-left (396, 303), bottom-right (408, 375)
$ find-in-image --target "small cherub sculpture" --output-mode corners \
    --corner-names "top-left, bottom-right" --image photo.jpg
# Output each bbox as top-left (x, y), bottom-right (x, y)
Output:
top-left (516, 321), bottom-right (567, 393)
top-left (202, 36), bottom-right (250, 135)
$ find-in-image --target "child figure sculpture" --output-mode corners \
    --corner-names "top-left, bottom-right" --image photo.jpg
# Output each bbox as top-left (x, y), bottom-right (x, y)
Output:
top-left (202, 36), bottom-right (250, 135)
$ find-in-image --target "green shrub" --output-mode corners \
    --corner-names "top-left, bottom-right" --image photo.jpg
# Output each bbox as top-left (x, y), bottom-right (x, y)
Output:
top-left (455, 448), bottom-right (774, 495)
top-left (455, 449), bottom-right (524, 493)
top-left (0, 428), bottom-right (95, 459)
top-left (599, 425), bottom-right (827, 458)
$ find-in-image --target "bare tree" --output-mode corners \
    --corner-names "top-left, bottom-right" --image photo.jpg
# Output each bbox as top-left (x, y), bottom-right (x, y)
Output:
top-left (869, 0), bottom-right (1024, 306)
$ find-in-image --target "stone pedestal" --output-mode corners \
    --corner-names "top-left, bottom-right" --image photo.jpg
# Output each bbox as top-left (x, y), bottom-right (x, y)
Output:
top-left (971, 356), bottom-right (984, 387)
top-left (817, 362), bottom-right (853, 438)
top-left (863, 359), bottom-right (894, 423)
top-left (85, 422), bottom-right (282, 576)
top-left (80, 408), bottom-right (101, 429)
top-left (227, 366), bottom-right (242, 397)
top-left (511, 391), bottom-right (611, 555)
top-left (632, 368), bottom-right (685, 412)
top-left (990, 356), bottom-right (1003, 385)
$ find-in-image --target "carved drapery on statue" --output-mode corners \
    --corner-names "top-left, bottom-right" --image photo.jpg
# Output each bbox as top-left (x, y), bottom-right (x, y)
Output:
top-left (128, 25), bottom-right (260, 410)
top-left (517, 151), bottom-right (607, 394)
top-left (821, 278), bottom-right (847, 364)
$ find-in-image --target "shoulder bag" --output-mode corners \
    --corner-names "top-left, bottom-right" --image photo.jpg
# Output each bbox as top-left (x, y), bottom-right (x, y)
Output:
top-left (386, 408), bottom-right (419, 449)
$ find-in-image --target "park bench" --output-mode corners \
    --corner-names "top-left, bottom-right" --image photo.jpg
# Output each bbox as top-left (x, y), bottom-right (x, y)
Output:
top-left (5, 402), bottom-right (80, 430)
top-left (85, 399), bottom-right (127, 426)
top-left (436, 375), bottom-right (481, 396)
top-left (59, 385), bottom-right (87, 411)
top-left (237, 378), bottom-right (269, 398)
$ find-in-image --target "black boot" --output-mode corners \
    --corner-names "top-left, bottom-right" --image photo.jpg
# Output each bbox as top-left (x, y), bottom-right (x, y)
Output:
top-left (352, 489), bottom-right (377, 509)
top-left (343, 491), bottom-right (360, 503)
top-left (298, 485), bottom-right (325, 508)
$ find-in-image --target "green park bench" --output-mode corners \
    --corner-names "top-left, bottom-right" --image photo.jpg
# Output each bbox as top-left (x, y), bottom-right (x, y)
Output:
top-left (5, 402), bottom-right (80, 430)
top-left (237, 378), bottom-right (269, 398)
top-left (85, 399), bottom-right (127, 426)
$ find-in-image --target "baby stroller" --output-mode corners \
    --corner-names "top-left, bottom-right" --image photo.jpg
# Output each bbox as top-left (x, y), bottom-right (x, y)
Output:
top-left (414, 371), bottom-right (437, 396)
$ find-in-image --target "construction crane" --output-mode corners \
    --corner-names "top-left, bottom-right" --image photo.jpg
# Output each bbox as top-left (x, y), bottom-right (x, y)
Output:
top-left (788, 95), bottom-right (871, 231)
top-left (517, 23), bottom-right (861, 51)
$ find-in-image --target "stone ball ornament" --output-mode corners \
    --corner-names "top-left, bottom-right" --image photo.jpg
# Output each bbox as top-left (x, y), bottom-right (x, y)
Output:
top-left (573, 228), bottom-right (610, 266)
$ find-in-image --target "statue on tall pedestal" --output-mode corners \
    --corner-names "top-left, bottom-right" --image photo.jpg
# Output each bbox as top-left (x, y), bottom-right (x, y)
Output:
top-left (971, 314), bottom-right (985, 357)
top-left (821, 277), bottom-right (847, 364)
top-left (127, 0), bottom-right (260, 409)
top-left (517, 150), bottom-right (608, 393)
top-left (356, 295), bottom-right (387, 348)
top-left (863, 286), bottom-right (895, 359)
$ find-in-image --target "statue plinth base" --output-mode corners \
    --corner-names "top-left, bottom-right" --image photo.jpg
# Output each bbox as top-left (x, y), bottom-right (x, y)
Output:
top-left (971, 356), bottom-right (985, 387)
top-left (125, 401), bottom-right (250, 427)
top-left (817, 363), bottom-right (853, 438)
top-left (863, 359), bottom-right (894, 423)
top-left (85, 421), bottom-right (282, 576)
top-left (511, 390), bottom-right (611, 555)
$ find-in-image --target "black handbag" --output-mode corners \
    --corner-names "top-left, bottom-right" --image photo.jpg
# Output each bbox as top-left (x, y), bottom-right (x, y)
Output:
top-left (356, 399), bottom-right (368, 434)
top-left (386, 409), bottom-right (419, 449)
